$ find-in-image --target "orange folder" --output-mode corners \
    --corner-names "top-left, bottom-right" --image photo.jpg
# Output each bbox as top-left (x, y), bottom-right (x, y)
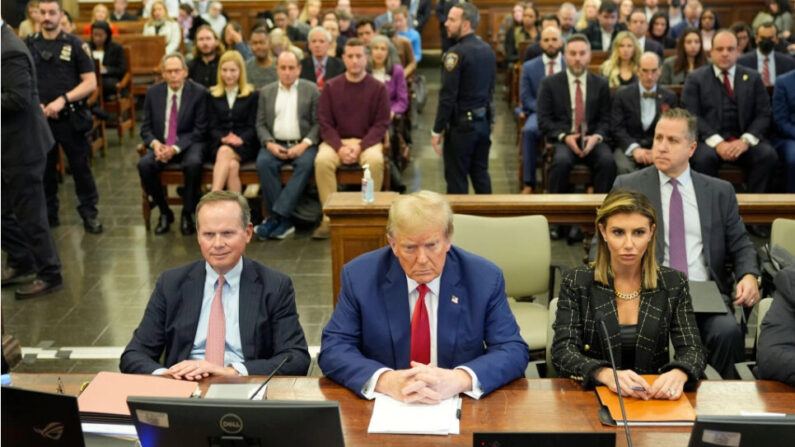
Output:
top-left (595, 374), bottom-right (696, 426)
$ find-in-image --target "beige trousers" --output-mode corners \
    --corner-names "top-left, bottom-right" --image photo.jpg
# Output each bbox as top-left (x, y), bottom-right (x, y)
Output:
top-left (315, 138), bottom-right (384, 220)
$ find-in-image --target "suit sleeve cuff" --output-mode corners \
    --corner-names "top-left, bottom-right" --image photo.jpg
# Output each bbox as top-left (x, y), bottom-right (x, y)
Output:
top-left (741, 133), bottom-right (759, 146)
top-left (302, 137), bottom-right (313, 146)
top-left (625, 143), bottom-right (639, 156)
top-left (230, 362), bottom-right (248, 376)
top-left (152, 367), bottom-right (168, 375)
top-left (431, 130), bottom-right (442, 137)
top-left (593, 134), bottom-right (604, 143)
top-left (557, 133), bottom-right (567, 142)
top-left (705, 134), bottom-right (724, 148)
top-left (362, 367), bottom-right (392, 399)
top-left (455, 366), bottom-right (483, 400)
top-left (172, 145), bottom-right (181, 154)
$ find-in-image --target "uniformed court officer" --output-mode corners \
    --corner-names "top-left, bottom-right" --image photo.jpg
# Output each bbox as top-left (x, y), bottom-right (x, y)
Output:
top-left (26, 0), bottom-right (103, 234)
top-left (430, 2), bottom-right (496, 194)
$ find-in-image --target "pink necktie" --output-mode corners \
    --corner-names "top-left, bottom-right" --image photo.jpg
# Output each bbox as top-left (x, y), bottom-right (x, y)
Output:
top-left (410, 284), bottom-right (430, 365)
top-left (205, 276), bottom-right (226, 366)
top-left (574, 79), bottom-right (585, 132)
top-left (166, 94), bottom-right (178, 146)
top-left (762, 57), bottom-right (771, 87)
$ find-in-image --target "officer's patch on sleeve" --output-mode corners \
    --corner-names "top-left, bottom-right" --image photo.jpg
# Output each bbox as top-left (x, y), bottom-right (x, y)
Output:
top-left (444, 53), bottom-right (459, 72)
top-left (81, 42), bottom-right (91, 57)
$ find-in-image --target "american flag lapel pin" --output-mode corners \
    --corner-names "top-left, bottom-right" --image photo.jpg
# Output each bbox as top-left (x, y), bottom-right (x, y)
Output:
top-left (451, 295), bottom-right (459, 304)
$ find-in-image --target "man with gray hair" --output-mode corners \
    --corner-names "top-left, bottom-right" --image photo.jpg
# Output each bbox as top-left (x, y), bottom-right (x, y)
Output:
top-left (121, 190), bottom-right (310, 379)
top-left (300, 26), bottom-right (345, 89)
top-left (319, 190), bottom-right (529, 402)
top-left (138, 53), bottom-right (208, 235)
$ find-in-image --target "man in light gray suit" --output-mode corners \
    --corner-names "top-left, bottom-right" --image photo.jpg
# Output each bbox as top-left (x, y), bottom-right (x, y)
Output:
top-left (254, 51), bottom-right (320, 240)
top-left (612, 108), bottom-right (760, 379)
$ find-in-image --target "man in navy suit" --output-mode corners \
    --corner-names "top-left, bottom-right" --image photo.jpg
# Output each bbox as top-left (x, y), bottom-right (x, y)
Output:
top-left (627, 9), bottom-right (664, 59)
top-left (737, 22), bottom-right (795, 87)
top-left (138, 53), bottom-right (208, 236)
top-left (773, 70), bottom-right (795, 192)
top-left (611, 52), bottom-right (678, 174)
top-left (668, 0), bottom-right (701, 40)
top-left (582, 2), bottom-right (626, 51)
top-left (120, 191), bottom-right (310, 379)
top-left (682, 30), bottom-right (778, 194)
top-left (518, 25), bottom-right (565, 193)
top-left (318, 191), bottom-right (528, 402)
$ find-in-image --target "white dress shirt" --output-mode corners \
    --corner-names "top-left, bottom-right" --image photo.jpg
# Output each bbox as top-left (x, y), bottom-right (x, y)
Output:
top-left (600, 28), bottom-right (613, 52)
top-left (542, 53), bottom-right (563, 75)
top-left (273, 80), bottom-right (302, 141)
top-left (658, 167), bottom-right (709, 280)
top-left (225, 87), bottom-right (238, 109)
top-left (756, 48), bottom-right (777, 85)
top-left (705, 65), bottom-right (760, 148)
top-left (361, 275), bottom-right (483, 400)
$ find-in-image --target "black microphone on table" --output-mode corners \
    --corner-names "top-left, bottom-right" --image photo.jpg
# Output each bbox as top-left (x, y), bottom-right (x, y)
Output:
top-left (593, 310), bottom-right (633, 447)
top-left (249, 354), bottom-right (292, 400)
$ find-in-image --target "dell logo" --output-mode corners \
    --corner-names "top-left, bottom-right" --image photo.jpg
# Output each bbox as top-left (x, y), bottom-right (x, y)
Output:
top-left (219, 413), bottom-right (243, 434)
top-left (33, 422), bottom-right (65, 440)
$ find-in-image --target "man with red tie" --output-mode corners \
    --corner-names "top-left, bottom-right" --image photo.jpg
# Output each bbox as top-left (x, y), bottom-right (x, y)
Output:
top-left (318, 190), bottom-right (529, 402)
top-left (120, 191), bottom-right (310, 379)
top-left (299, 27), bottom-right (345, 90)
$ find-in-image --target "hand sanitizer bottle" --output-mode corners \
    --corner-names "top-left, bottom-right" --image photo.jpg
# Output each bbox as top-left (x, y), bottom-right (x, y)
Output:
top-left (362, 164), bottom-right (374, 203)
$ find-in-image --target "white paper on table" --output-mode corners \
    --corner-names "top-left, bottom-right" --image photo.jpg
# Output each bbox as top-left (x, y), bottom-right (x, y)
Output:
top-left (81, 423), bottom-right (139, 437)
top-left (367, 393), bottom-right (460, 435)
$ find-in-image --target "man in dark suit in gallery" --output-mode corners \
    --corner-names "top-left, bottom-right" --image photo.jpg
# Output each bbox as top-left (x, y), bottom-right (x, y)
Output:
top-left (120, 191), bottom-right (310, 379)
top-left (582, 1), bottom-right (626, 51)
top-left (627, 9), bottom-right (664, 59)
top-left (538, 33), bottom-right (616, 242)
top-left (611, 52), bottom-right (678, 174)
top-left (613, 108), bottom-right (761, 379)
top-left (318, 191), bottom-right (528, 402)
top-left (737, 22), bottom-right (795, 87)
top-left (299, 26), bottom-right (345, 90)
top-left (1, 20), bottom-right (62, 299)
top-left (682, 30), bottom-right (778, 194)
top-left (138, 53), bottom-right (208, 236)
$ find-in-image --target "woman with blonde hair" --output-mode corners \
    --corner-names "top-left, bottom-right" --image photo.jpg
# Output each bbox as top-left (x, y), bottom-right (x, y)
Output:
top-left (207, 51), bottom-right (259, 193)
top-left (600, 30), bottom-right (641, 87)
top-left (299, 0), bottom-right (322, 27)
top-left (82, 3), bottom-right (119, 35)
top-left (143, 0), bottom-right (182, 54)
top-left (552, 189), bottom-right (705, 398)
top-left (575, 0), bottom-right (600, 31)
top-left (18, 0), bottom-right (42, 38)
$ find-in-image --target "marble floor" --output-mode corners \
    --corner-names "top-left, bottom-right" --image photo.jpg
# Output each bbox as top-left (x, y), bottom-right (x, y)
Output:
top-left (0, 60), bottom-right (760, 375)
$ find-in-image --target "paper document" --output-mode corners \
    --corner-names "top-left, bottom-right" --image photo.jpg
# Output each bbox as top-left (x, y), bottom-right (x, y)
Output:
top-left (367, 393), bottom-right (460, 435)
top-left (204, 384), bottom-right (267, 400)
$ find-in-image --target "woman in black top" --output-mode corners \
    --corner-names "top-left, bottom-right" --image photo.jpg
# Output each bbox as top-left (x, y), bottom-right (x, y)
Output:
top-left (648, 12), bottom-right (676, 49)
top-left (89, 21), bottom-right (126, 100)
top-left (206, 50), bottom-right (259, 193)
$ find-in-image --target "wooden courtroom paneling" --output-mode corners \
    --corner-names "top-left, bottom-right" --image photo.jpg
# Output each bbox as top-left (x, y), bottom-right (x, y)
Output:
top-left (78, 1), bottom-right (769, 50)
top-left (326, 192), bottom-right (795, 305)
top-left (11, 373), bottom-right (795, 447)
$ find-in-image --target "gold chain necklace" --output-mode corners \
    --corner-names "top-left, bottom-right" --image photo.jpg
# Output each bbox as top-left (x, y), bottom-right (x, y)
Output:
top-left (615, 288), bottom-right (641, 300)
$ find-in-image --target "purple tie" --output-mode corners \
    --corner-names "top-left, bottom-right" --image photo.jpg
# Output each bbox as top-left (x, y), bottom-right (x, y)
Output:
top-left (166, 94), bottom-right (178, 146)
top-left (669, 178), bottom-right (688, 276)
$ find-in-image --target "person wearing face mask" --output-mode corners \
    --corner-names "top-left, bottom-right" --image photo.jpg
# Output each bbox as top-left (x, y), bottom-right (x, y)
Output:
top-left (737, 22), bottom-right (795, 87)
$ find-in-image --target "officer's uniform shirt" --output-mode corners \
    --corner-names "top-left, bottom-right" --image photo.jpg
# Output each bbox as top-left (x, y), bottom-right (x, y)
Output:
top-left (26, 31), bottom-right (94, 104)
top-left (433, 33), bottom-right (496, 134)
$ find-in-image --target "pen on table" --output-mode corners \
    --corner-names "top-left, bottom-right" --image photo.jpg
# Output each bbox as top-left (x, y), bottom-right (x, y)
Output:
top-left (630, 386), bottom-right (646, 391)
top-left (456, 398), bottom-right (462, 419)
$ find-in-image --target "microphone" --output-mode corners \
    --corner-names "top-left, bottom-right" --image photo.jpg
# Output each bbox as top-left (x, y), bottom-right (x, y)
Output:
top-left (593, 310), bottom-right (633, 447)
top-left (249, 354), bottom-right (292, 400)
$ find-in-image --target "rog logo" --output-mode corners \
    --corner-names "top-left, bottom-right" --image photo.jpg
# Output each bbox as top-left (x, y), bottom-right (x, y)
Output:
top-left (219, 413), bottom-right (243, 434)
top-left (33, 422), bottom-right (65, 440)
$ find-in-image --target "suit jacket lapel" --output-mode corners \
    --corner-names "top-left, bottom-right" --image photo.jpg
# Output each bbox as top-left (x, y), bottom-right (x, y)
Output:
top-left (592, 280), bottom-right (622, 367)
top-left (180, 261), bottom-right (207, 361)
top-left (238, 258), bottom-right (261, 360)
top-left (645, 168), bottom-right (666, 265)
top-left (629, 87), bottom-right (642, 131)
top-left (436, 252), bottom-right (463, 369)
top-left (384, 256), bottom-right (411, 369)
top-left (268, 85), bottom-right (278, 132)
top-left (692, 171), bottom-right (714, 270)
top-left (634, 286), bottom-right (664, 369)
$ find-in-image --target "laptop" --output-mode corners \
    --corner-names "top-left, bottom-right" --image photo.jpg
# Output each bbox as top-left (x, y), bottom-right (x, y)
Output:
top-left (473, 432), bottom-right (616, 447)
top-left (2, 386), bottom-right (86, 447)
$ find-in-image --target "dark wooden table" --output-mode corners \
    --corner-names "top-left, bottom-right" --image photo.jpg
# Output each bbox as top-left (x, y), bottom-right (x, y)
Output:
top-left (10, 374), bottom-right (795, 447)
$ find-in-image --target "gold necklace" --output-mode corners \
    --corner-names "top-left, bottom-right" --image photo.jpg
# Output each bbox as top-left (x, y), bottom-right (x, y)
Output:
top-left (615, 288), bottom-right (641, 300)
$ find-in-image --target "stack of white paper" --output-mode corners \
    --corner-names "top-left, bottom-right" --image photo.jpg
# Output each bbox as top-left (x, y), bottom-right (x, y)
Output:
top-left (367, 393), bottom-right (461, 435)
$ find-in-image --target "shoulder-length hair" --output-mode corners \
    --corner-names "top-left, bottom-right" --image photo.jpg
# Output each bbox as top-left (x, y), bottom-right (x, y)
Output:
top-left (648, 11), bottom-right (670, 40)
top-left (601, 31), bottom-right (641, 87)
top-left (192, 24), bottom-right (226, 60)
top-left (673, 28), bottom-right (708, 74)
top-left (592, 189), bottom-right (659, 289)
top-left (367, 35), bottom-right (400, 76)
top-left (146, 1), bottom-right (175, 25)
top-left (210, 50), bottom-right (254, 98)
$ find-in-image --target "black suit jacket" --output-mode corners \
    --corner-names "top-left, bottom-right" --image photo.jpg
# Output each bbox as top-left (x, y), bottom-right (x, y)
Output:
top-left (90, 40), bottom-right (126, 80)
top-left (552, 265), bottom-right (706, 387)
top-left (299, 56), bottom-right (345, 84)
top-left (682, 64), bottom-right (771, 142)
top-left (402, 0), bottom-right (431, 32)
top-left (207, 90), bottom-right (259, 150)
top-left (644, 37), bottom-right (664, 59)
top-left (757, 266), bottom-right (795, 387)
top-left (537, 70), bottom-right (611, 140)
top-left (736, 51), bottom-right (795, 79)
top-left (583, 22), bottom-right (627, 51)
top-left (1, 23), bottom-right (54, 167)
top-left (120, 257), bottom-right (311, 376)
top-left (140, 80), bottom-right (208, 151)
top-left (611, 84), bottom-right (678, 151)
top-left (613, 166), bottom-right (760, 295)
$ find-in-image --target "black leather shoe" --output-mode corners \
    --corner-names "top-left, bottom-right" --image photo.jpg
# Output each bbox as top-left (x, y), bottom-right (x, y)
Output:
top-left (567, 226), bottom-right (584, 245)
top-left (2, 267), bottom-right (36, 287)
top-left (83, 216), bottom-right (103, 234)
top-left (181, 213), bottom-right (196, 236)
top-left (154, 211), bottom-right (174, 235)
top-left (15, 278), bottom-right (63, 299)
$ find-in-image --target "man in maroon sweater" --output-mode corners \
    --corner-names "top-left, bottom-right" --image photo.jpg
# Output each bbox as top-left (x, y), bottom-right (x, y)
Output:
top-left (313, 38), bottom-right (391, 239)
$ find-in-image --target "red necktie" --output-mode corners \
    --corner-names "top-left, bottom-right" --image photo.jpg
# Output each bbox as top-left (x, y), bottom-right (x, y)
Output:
top-left (410, 284), bottom-right (431, 365)
top-left (574, 79), bottom-right (585, 132)
top-left (548, 60), bottom-right (554, 75)
top-left (205, 276), bottom-right (226, 366)
top-left (166, 94), bottom-right (178, 146)
top-left (762, 57), bottom-right (771, 87)
top-left (316, 64), bottom-right (324, 90)
top-left (722, 70), bottom-right (734, 98)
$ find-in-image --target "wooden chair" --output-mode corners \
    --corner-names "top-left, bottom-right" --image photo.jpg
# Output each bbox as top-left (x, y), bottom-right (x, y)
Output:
top-left (102, 47), bottom-right (136, 142)
top-left (540, 139), bottom-right (593, 193)
top-left (114, 35), bottom-right (167, 104)
top-left (87, 60), bottom-right (107, 158)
